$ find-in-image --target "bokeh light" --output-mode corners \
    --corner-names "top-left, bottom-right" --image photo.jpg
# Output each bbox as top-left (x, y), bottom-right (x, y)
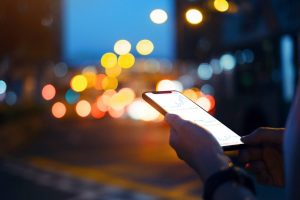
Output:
top-left (118, 53), bottom-right (135, 69)
top-left (54, 63), bottom-right (68, 78)
top-left (183, 89), bottom-right (199, 102)
top-left (0, 93), bottom-right (5, 102)
top-left (96, 96), bottom-right (109, 112)
top-left (102, 77), bottom-right (118, 90)
top-left (118, 88), bottom-right (135, 105)
top-left (0, 80), bottom-right (7, 94)
top-left (156, 79), bottom-right (183, 91)
top-left (150, 9), bottom-right (168, 24)
top-left (82, 66), bottom-right (97, 74)
top-left (105, 65), bottom-right (122, 77)
top-left (201, 84), bottom-right (215, 95)
top-left (197, 63), bottom-right (213, 80)
top-left (42, 84), bottom-right (56, 101)
top-left (210, 58), bottom-right (223, 74)
top-left (114, 40), bottom-right (131, 55)
top-left (214, 0), bottom-right (229, 12)
top-left (108, 108), bottom-right (125, 119)
top-left (206, 95), bottom-right (216, 110)
top-left (70, 75), bottom-right (88, 92)
top-left (5, 91), bottom-right (17, 105)
top-left (91, 103), bottom-right (106, 119)
top-left (65, 89), bottom-right (80, 104)
top-left (220, 53), bottom-right (236, 71)
top-left (94, 74), bottom-right (106, 90)
top-left (76, 100), bottom-right (91, 117)
top-left (185, 9), bottom-right (203, 25)
top-left (144, 59), bottom-right (161, 73)
top-left (82, 67), bottom-right (97, 88)
top-left (136, 40), bottom-right (154, 56)
top-left (101, 90), bottom-right (117, 106)
top-left (127, 98), bottom-right (160, 121)
top-left (196, 96), bottom-right (211, 111)
top-left (101, 52), bottom-right (118, 69)
top-left (51, 102), bottom-right (66, 118)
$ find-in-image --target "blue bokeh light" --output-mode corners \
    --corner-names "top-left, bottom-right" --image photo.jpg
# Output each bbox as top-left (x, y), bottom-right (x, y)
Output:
top-left (65, 89), bottom-right (80, 104)
top-left (0, 80), bottom-right (7, 94)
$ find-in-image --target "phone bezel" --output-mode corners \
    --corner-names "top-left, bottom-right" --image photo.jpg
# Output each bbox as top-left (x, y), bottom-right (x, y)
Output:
top-left (142, 90), bottom-right (244, 151)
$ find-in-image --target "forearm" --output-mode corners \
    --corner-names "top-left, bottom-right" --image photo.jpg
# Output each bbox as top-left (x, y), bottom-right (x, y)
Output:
top-left (213, 181), bottom-right (257, 200)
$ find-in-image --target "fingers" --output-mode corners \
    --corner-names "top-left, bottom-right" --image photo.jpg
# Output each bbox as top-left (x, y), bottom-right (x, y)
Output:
top-left (263, 146), bottom-right (284, 186)
top-left (165, 114), bottom-right (185, 130)
top-left (165, 114), bottom-right (197, 133)
top-left (245, 161), bottom-right (273, 185)
top-left (241, 127), bottom-right (284, 145)
top-left (239, 148), bottom-right (262, 163)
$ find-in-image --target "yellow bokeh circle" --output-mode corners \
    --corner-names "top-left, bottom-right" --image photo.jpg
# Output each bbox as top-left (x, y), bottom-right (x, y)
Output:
top-left (101, 52), bottom-right (117, 69)
top-left (214, 0), bottom-right (229, 12)
top-left (101, 77), bottom-right (118, 90)
top-left (118, 53), bottom-right (135, 69)
top-left (70, 75), bottom-right (88, 92)
top-left (105, 65), bottom-right (122, 77)
top-left (136, 40), bottom-right (154, 55)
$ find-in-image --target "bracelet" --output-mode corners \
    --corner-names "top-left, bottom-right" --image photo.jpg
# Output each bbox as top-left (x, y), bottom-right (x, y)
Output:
top-left (203, 166), bottom-right (256, 200)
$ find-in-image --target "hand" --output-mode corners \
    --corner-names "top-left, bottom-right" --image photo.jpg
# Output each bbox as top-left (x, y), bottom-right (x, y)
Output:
top-left (165, 114), bottom-right (232, 181)
top-left (238, 127), bottom-right (284, 186)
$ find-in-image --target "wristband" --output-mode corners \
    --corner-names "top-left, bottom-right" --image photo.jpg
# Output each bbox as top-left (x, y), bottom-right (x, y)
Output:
top-left (203, 166), bottom-right (256, 200)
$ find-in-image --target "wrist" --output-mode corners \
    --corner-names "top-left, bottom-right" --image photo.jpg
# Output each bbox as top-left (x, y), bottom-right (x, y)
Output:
top-left (203, 166), bottom-right (256, 200)
top-left (193, 152), bottom-right (232, 181)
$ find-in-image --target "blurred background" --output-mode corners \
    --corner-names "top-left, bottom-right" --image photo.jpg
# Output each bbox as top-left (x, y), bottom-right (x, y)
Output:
top-left (0, 0), bottom-right (299, 199)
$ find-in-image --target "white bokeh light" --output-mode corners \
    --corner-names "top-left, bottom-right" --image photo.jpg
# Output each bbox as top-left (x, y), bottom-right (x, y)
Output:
top-left (150, 9), bottom-right (168, 24)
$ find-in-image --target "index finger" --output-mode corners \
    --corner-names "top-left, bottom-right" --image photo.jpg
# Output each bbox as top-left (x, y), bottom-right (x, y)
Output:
top-left (165, 114), bottom-right (189, 132)
top-left (241, 127), bottom-right (284, 145)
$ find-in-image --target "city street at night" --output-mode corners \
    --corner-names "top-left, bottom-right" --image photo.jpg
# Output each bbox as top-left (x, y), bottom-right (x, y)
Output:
top-left (1, 0), bottom-right (298, 199)
top-left (0, 116), bottom-right (204, 200)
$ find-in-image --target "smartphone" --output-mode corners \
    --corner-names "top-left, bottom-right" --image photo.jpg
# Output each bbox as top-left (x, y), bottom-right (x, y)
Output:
top-left (142, 90), bottom-right (244, 150)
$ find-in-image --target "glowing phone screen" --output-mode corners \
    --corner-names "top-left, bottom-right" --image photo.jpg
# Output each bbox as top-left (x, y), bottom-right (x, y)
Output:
top-left (145, 91), bottom-right (243, 147)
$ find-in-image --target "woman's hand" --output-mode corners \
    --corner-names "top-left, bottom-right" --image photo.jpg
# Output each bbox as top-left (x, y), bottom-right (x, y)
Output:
top-left (165, 114), bottom-right (232, 181)
top-left (238, 127), bottom-right (284, 186)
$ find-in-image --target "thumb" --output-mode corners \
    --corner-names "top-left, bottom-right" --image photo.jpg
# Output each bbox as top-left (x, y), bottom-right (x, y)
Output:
top-left (241, 127), bottom-right (284, 145)
top-left (165, 113), bottom-right (187, 131)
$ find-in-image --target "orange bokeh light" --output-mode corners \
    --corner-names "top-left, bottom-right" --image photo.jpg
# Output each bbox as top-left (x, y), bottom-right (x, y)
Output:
top-left (51, 102), bottom-right (66, 118)
top-left (108, 108), bottom-right (124, 118)
top-left (42, 84), bottom-right (56, 101)
top-left (96, 96), bottom-right (109, 112)
top-left (206, 95), bottom-right (216, 110)
top-left (196, 96), bottom-right (212, 112)
top-left (91, 103), bottom-right (106, 119)
top-left (94, 74), bottom-right (106, 90)
top-left (76, 100), bottom-right (91, 117)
